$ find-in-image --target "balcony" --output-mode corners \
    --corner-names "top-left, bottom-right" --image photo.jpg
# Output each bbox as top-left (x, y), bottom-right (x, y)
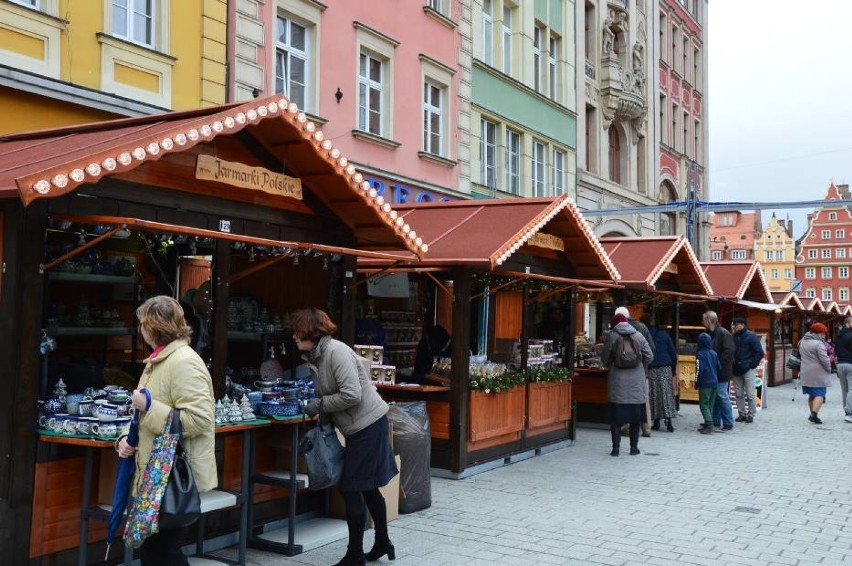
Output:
top-left (599, 54), bottom-right (646, 124)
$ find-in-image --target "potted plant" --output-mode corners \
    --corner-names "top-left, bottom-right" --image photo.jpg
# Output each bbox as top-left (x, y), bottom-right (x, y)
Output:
top-left (526, 367), bottom-right (572, 435)
top-left (468, 368), bottom-right (526, 447)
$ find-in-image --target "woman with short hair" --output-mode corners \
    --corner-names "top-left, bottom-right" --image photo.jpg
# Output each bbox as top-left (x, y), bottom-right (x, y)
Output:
top-left (294, 308), bottom-right (398, 566)
top-left (799, 322), bottom-right (832, 424)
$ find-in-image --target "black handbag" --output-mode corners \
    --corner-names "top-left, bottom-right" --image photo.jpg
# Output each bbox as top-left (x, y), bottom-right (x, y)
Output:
top-left (159, 409), bottom-right (202, 528)
top-left (298, 405), bottom-right (345, 491)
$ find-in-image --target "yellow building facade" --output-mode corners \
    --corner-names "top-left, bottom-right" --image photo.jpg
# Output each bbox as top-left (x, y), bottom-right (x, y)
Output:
top-left (0, 0), bottom-right (226, 134)
top-left (757, 212), bottom-right (796, 292)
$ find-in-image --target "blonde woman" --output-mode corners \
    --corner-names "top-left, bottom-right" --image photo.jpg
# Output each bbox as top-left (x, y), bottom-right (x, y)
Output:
top-left (117, 296), bottom-right (216, 564)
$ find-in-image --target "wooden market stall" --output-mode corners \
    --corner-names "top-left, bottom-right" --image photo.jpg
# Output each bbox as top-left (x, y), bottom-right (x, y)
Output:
top-left (772, 291), bottom-right (807, 386)
top-left (700, 261), bottom-right (778, 392)
top-left (0, 95), bottom-right (424, 564)
top-left (358, 195), bottom-right (620, 477)
top-left (578, 236), bottom-right (714, 412)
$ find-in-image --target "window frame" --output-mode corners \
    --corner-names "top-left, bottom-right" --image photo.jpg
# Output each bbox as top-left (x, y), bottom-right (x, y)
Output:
top-left (822, 288), bottom-right (833, 302)
top-left (354, 23), bottom-right (397, 142)
top-left (358, 52), bottom-right (385, 136)
top-left (501, 4), bottom-right (512, 75)
top-left (841, 267), bottom-right (850, 279)
top-left (837, 229), bottom-right (845, 239)
top-left (505, 129), bottom-right (521, 195)
top-left (839, 248), bottom-right (848, 259)
top-left (822, 267), bottom-right (833, 279)
top-left (482, 0), bottom-right (494, 65)
top-left (548, 35), bottom-right (559, 100)
top-left (422, 79), bottom-right (444, 155)
top-left (784, 268), bottom-right (792, 279)
top-left (711, 250), bottom-right (722, 261)
top-left (111, 0), bottom-right (155, 47)
top-left (274, 14), bottom-right (309, 111)
top-left (808, 249), bottom-right (818, 259)
top-left (731, 250), bottom-right (746, 260)
top-left (480, 118), bottom-right (498, 190)
top-left (805, 288), bottom-right (816, 299)
top-left (533, 24), bottom-right (544, 93)
top-left (822, 248), bottom-right (832, 259)
top-left (841, 288), bottom-right (849, 302)
top-left (552, 147), bottom-right (566, 196)
top-left (532, 138), bottom-right (547, 197)
top-left (771, 269), bottom-right (778, 280)
top-left (821, 230), bottom-right (831, 239)
top-left (805, 267), bottom-right (816, 279)
top-left (829, 212), bottom-right (837, 220)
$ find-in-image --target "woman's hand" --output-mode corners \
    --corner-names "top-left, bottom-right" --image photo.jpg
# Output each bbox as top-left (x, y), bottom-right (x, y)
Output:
top-left (131, 389), bottom-right (148, 412)
top-left (117, 437), bottom-right (137, 458)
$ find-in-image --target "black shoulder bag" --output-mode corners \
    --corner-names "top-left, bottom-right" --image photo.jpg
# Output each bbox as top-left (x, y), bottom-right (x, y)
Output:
top-left (159, 408), bottom-right (202, 528)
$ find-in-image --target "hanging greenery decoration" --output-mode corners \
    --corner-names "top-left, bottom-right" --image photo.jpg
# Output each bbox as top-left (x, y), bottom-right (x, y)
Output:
top-left (469, 368), bottom-right (526, 394)
top-left (526, 366), bottom-right (572, 384)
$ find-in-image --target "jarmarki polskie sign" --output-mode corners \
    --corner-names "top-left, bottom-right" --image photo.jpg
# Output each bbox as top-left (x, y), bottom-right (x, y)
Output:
top-left (195, 154), bottom-right (302, 200)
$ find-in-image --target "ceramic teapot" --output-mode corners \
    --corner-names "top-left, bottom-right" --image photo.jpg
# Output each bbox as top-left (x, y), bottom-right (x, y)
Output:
top-left (93, 402), bottom-right (119, 422)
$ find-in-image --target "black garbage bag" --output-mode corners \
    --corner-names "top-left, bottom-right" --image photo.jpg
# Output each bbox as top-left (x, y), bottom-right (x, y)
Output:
top-left (387, 402), bottom-right (431, 514)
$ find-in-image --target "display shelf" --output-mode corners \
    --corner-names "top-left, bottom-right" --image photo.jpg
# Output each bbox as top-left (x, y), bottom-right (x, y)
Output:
top-left (52, 327), bottom-right (133, 336)
top-left (386, 342), bottom-right (420, 347)
top-left (47, 272), bottom-right (138, 284)
top-left (227, 330), bottom-right (291, 341)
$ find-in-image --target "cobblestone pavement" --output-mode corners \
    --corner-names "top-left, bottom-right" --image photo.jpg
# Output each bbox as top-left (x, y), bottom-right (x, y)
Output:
top-left (218, 382), bottom-right (852, 565)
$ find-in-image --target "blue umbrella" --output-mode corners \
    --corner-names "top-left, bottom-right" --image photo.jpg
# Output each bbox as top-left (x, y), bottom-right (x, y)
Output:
top-left (104, 389), bottom-right (144, 560)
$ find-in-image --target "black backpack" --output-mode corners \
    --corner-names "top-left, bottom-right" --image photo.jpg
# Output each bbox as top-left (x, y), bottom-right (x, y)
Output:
top-left (613, 333), bottom-right (641, 369)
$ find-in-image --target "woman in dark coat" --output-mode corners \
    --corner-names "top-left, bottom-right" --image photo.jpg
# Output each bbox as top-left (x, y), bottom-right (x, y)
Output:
top-left (602, 313), bottom-right (654, 456)
top-left (799, 322), bottom-right (832, 424)
top-left (644, 316), bottom-right (678, 432)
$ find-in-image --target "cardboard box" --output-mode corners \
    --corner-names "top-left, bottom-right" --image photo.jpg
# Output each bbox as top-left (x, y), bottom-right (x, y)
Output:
top-left (328, 454), bottom-right (401, 527)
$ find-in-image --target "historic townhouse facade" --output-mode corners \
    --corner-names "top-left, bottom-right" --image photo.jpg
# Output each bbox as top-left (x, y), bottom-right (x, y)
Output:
top-left (756, 212), bottom-right (796, 292)
top-left (709, 210), bottom-right (761, 262)
top-left (575, 0), bottom-right (654, 236)
top-left (796, 183), bottom-right (852, 305)
top-left (229, 0), bottom-right (464, 202)
top-left (469, 0), bottom-right (578, 200)
top-left (657, 0), bottom-right (708, 254)
top-left (0, 0), bottom-right (225, 134)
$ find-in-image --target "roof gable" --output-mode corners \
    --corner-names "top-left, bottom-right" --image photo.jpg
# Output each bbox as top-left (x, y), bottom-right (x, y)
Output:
top-left (700, 261), bottom-right (773, 303)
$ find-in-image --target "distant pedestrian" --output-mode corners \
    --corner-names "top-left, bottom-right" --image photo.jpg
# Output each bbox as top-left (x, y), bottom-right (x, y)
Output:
top-left (695, 333), bottom-right (720, 434)
top-left (702, 311), bottom-right (735, 432)
top-left (615, 306), bottom-right (654, 437)
top-left (731, 317), bottom-right (764, 423)
top-left (602, 313), bottom-right (654, 456)
top-left (834, 316), bottom-right (852, 422)
top-left (799, 322), bottom-right (832, 425)
top-left (643, 315), bottom-right (677, 432)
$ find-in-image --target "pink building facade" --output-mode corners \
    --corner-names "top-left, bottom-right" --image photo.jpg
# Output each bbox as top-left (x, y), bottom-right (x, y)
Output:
top-left (709, 211), bottom-right (761, 262)
top-left (796, 183), bottom-right (852, 305)
top-left (228, 1), bottom-right (462, 204)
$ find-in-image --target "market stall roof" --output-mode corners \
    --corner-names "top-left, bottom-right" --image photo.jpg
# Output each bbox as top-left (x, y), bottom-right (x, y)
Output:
top-left (700, 261), bottom-right (773, 303)
top-left (772, 292), bottom-right (805, 310)
top-left (358, 194), bottom-right (619, 281)
top-left (0, 94), bottom-right (423, 256)
top-left (825, 301), bottom-right (842, 315)
top-left (844, 305), bottom-right (852, 316)
top-left (804, 297), bottom-right (826, 312)
top-left (598, 235), bottom-right (712, 296)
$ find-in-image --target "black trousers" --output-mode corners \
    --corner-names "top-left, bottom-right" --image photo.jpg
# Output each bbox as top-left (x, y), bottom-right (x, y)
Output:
top-left (139, 526), bottom-right (189, 566)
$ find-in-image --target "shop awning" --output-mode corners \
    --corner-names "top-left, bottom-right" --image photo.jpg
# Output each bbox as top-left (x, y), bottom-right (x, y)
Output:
top-left (358, 194), bottom-right (619, 281)
top-left (735, 299), bottom-right (789, 312)
top-left (0, 94), bottom-right (424, 256)
top-left (598, 235), bottom-right (712, 296)
top-left (700, 260), bottom-right (774, 303)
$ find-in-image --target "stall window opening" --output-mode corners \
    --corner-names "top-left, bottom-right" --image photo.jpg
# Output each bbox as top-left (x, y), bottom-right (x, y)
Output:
top-left (275, 15), bottom-right (309, 111)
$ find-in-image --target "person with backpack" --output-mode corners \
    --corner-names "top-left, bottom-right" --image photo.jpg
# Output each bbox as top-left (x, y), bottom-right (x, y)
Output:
top-left (695, 332), bottom-right (720, 434)
top-left (615, 306), bottom-right (655, 437)
top-left (602, 313), bottom-right (654, 456)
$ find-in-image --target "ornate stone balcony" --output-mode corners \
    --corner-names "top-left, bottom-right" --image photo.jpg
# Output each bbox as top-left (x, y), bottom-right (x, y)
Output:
top-left (599, 54), bottom-right (645, 125)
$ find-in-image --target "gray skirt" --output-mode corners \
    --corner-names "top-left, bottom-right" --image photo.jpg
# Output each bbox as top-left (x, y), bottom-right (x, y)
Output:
top-left (648, 366), bottom-right (677, 420)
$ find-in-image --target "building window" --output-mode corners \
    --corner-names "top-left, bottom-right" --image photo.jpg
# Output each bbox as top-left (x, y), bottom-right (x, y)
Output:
top-left (694, 120), bottom-right (701, 164)
top-left (533, 25), bottom-right (544, 93)
top-left (711, 250), bottom-right (722, 261)
top-left (841, 267), bottom-right (850, 279)
top-left (785, 268), bottom-right (792, 279)
top-left (822, 288), bottom-right (833, 301)
top-left (482, 0), bottom-right (493, 65)
top-left (693, 47), bottom-right (700, 89)
top-left (532, 139), bottom-right (547, 197)
top-left (552, 148), bottom-right (566, 195)
top-left (428, 0), bottom-right (442, 12)
top-left (822, 267), bottom-right (832, 279)
top-left (672, 103), bottom-right (679, 152)
top-left (608, 125), bottom-right (621, 184)
top-left (501, 4), bottom-right (512, 75)
top-left (660, 94), bottom-right (668, 146)
top-left (837, 248), bottom-right (847, 258)
top-left (659, 12), bottom-right (667, 64)
top-left (480, 118), bottom-right (497, 189)
top-left (764, 251), bottom-right (771, 261)
top-left (771, 269), bottom-right (779, 280)
top-left (822, 249), bottom-right (832, 259)
top-left (275, 16), bottom-right (308, 111)
top-left (549, 35), bottom-right (559, 100)
top-left (837, 230), bottom-right (845, 239)
top-left (358, 53), bottom-right (384, 136)
top-left (808, 249), bottom-right (818, 259)
top-left (683, 111), bottom-right (689, 158)
top-left (830, 212), bottom-right (837, 220)
top-left (422, 80), bottom-right (443, 155)
top-left (672, 26), bottom-right (679, 74)
top-left (841, 288), bottom-right (850, 302)
top-left (805, 288), bottom-right (815, 298)
top-left (112, 0), bottom-right (154, 46)
top-left (822, 230), bottom-right (831, 239)
top-left (11, 0), bottom-right (38, 6)
top-left (776, 250), bottom-right (785, 260)
top-left (805, 267), bottom-right (816, 279)
top-left (682, 37), bottom-right (689, 81)
top-left (505, 129), bottom-right (520, 195)
top-left (731, 250), bottom-right (746, 260)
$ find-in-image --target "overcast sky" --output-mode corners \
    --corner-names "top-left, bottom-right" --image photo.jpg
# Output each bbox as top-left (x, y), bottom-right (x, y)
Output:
top-left (708, 0), bottom-right (852, 239)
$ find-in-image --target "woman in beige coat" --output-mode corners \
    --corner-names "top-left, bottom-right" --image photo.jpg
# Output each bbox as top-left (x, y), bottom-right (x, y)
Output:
top-left (117, 296), bottom-right (216, 565)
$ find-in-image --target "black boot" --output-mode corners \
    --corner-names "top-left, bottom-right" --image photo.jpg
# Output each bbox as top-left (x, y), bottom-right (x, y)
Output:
top-left (629, 423), bottom-right (641, 455)
top-left (610, 424), bottom-right (621, 456)
top-left (651, 419), bottom-right (660, 431)
top-left (365, 539), bottom-right (395, 562)
top-left (665, 418), bottom-right (674, 432)
top-left (334, 547), bottom-right (367, 566)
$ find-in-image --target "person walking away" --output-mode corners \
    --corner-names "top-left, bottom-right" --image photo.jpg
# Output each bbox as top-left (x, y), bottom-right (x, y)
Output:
top-left (834, 316), bottom-right (852, 422)
top-left (602, 313), bottom-right (654, 456)
top-left (731, 317), bottom-right (764, 423)
top-left (695, 333), bottom-right (720, 434)
top-left (703, 311), bottom-right (735, 432)
top-left (615, 306), bottom-right (655, 437)
top-left (295, 308), bottom-right (398, 566)
top-left (117, 296), bottom-right (217, 565)
top-left (799, 322), bottom-right (832, 424)
top-left (644, 315), bottom-right (677, 432)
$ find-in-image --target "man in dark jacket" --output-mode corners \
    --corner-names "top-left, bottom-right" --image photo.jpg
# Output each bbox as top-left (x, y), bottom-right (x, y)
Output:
top-left (731, 317), bottom-right (765, 423)
top-left (834, 316), bottom-right (852, 423)
top-left (703, 310), bottom-right (735, 431)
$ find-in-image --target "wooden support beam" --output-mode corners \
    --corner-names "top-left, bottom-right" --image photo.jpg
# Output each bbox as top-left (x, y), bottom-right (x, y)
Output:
top-left (450, 267), bottom-right (471, 474)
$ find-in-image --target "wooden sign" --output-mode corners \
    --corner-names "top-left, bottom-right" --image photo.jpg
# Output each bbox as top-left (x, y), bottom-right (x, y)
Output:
top-left (195, 154), bottom-right (302, 200)
top-left (526, 232), bottom-right (565, 252)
